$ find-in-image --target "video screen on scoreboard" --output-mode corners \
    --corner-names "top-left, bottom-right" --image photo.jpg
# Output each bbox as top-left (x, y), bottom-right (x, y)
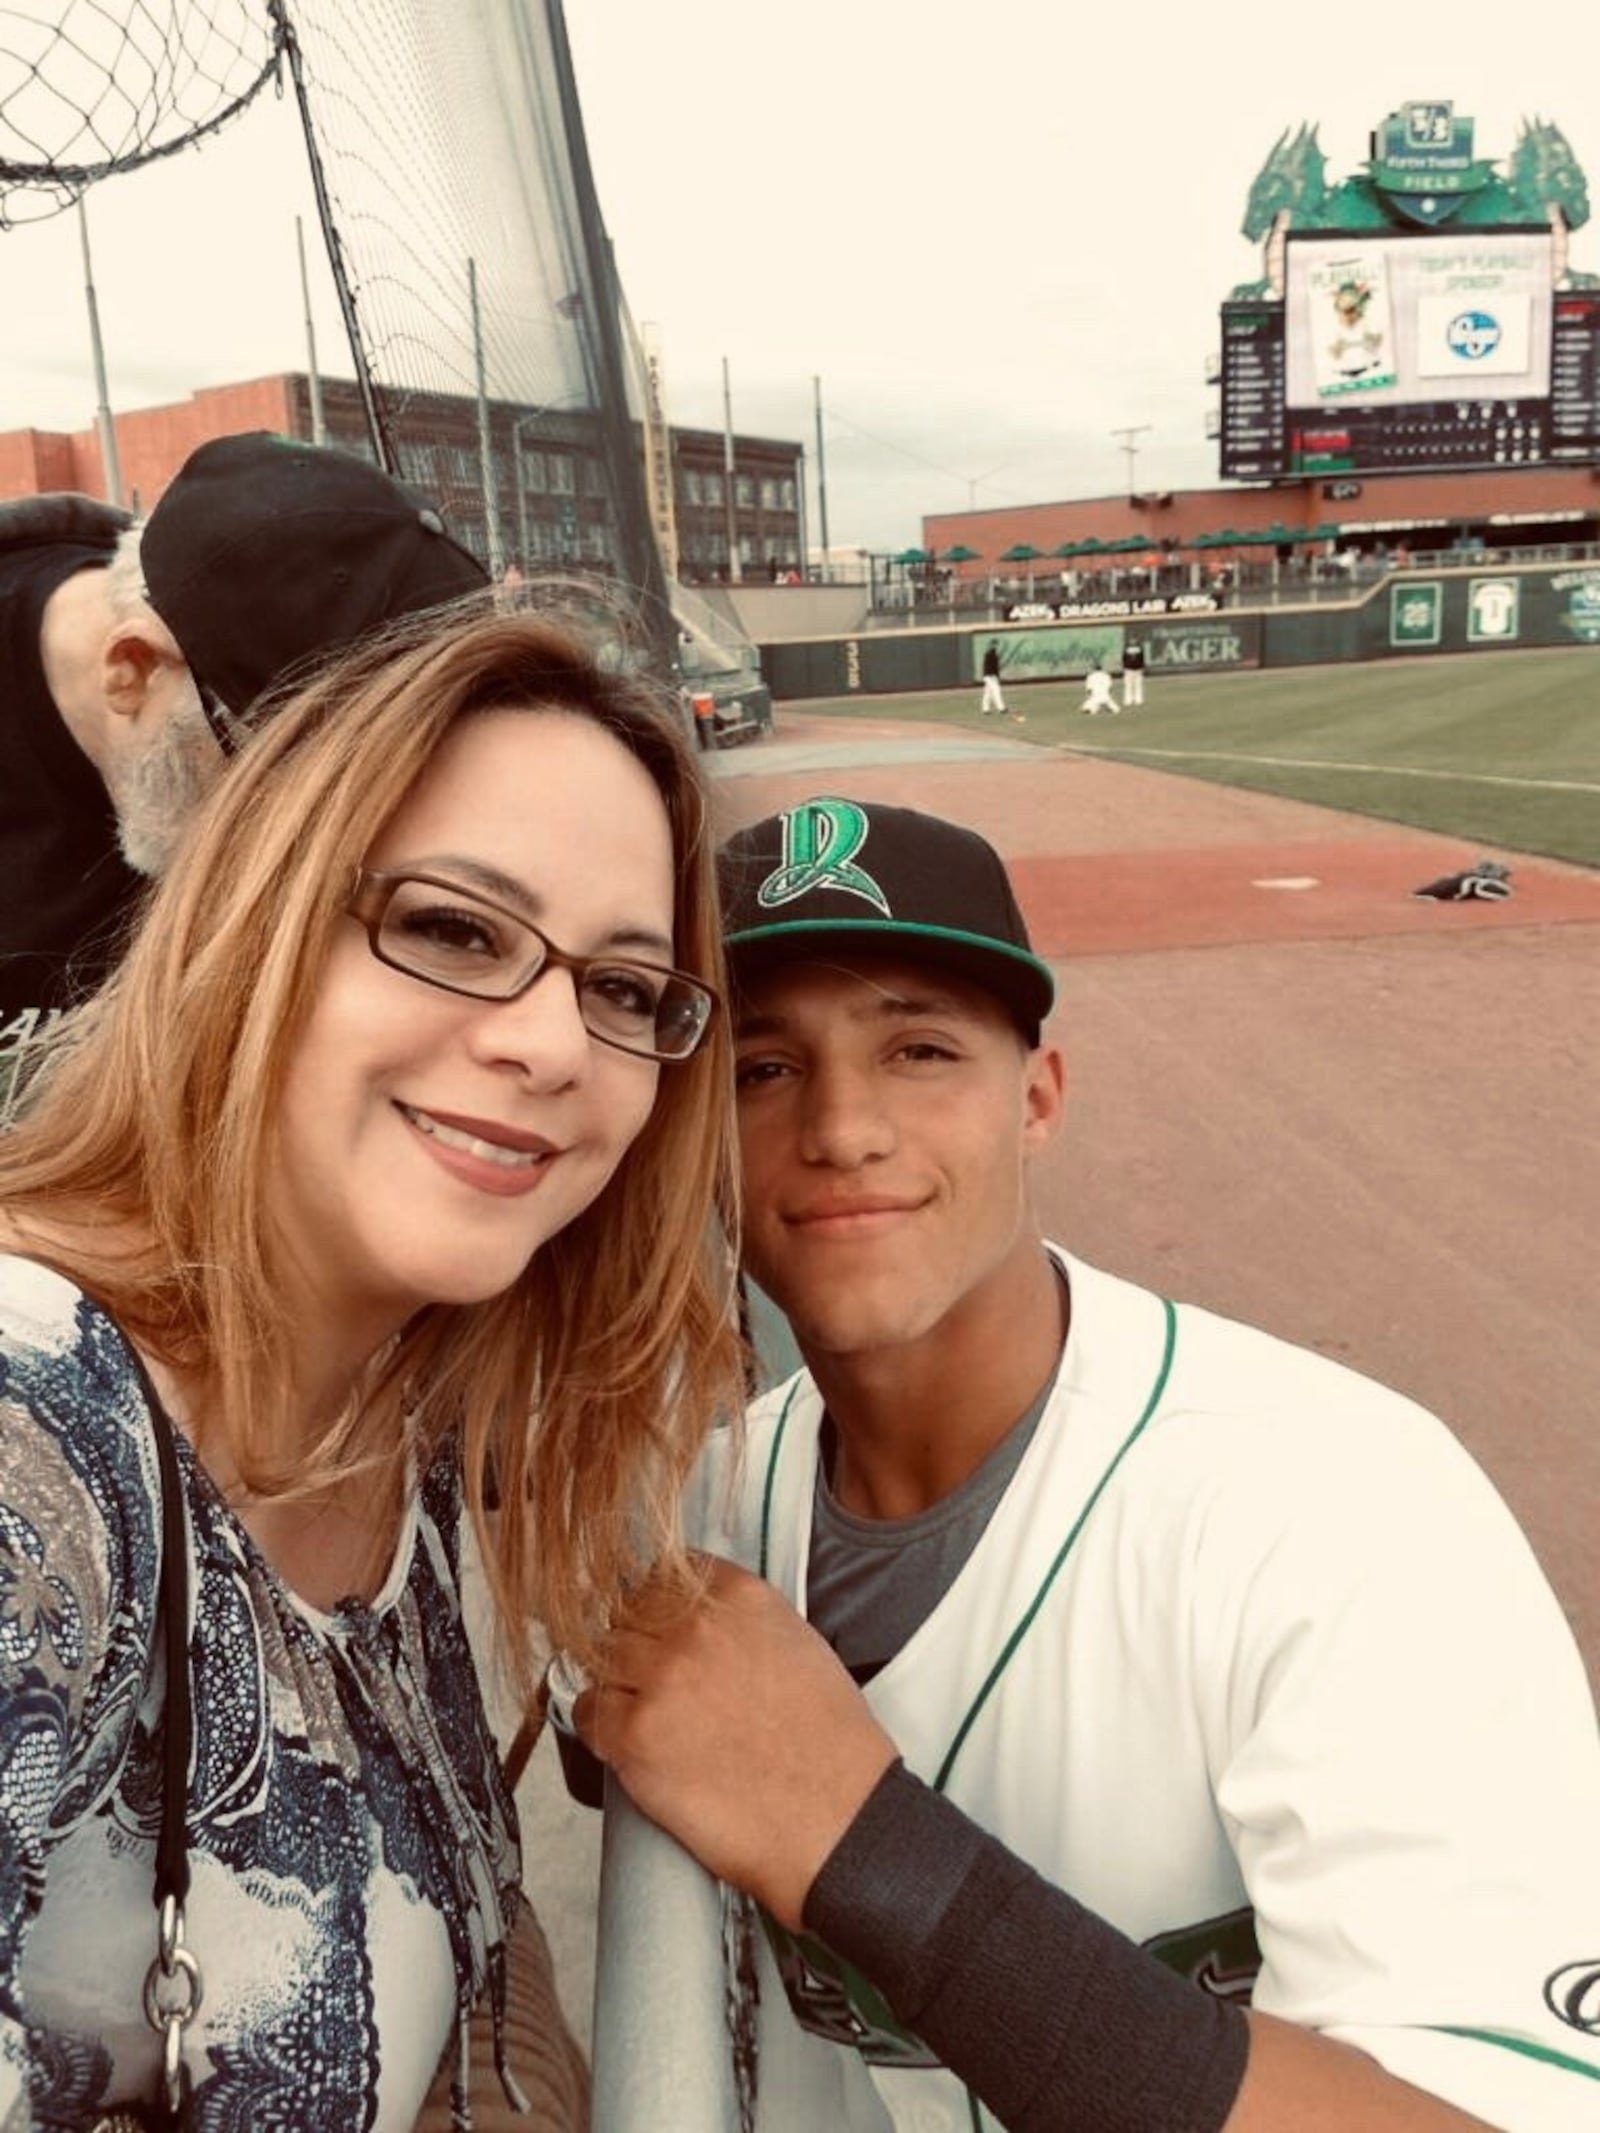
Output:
top-left (1284, 229), bottom-right (1553, 410)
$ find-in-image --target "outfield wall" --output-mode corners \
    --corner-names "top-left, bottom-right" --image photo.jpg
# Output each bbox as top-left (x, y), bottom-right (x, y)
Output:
top-left (758, 562), bottom-right (1600, 699)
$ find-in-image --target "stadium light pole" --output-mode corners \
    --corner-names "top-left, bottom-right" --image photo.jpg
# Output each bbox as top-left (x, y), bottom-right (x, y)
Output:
top-left (722, 357), bottom-right (742, 583)
top-left (1111, 424), bottom-right (1152, 500)
top-left (966, 462), bottom-right (1017, 509)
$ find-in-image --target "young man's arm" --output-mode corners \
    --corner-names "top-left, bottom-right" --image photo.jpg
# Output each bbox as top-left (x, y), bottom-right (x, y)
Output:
top-left (578, 1559), bottom-right (1496, 2133)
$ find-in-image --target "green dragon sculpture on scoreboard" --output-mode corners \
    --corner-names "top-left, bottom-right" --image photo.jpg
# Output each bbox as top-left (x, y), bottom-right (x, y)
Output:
top-left (1233, 106), bottom-right (1596, 296)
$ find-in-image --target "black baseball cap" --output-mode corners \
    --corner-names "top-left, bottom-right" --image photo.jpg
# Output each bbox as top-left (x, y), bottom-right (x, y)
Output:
top-left (720, 797), bottom-right (1055, 1040)
top-left (141, 432), bottom-right (489, 721)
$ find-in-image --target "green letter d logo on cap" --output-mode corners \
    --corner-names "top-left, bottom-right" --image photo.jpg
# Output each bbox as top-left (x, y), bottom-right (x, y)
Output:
top-left (757, 799), bottom-right (890, 915)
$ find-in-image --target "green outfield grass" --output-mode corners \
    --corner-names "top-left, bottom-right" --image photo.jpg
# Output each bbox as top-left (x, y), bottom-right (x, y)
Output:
top-left (783, 647), bottom-right (1600, 867)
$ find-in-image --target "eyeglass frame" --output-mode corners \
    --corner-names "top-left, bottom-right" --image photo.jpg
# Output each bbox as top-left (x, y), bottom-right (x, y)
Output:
top-left (343, 866), bottom-right (719, 1064)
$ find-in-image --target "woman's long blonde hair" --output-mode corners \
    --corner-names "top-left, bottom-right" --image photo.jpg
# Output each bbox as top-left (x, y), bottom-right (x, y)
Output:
top-left (0, 604), bottom-right (743, 1690)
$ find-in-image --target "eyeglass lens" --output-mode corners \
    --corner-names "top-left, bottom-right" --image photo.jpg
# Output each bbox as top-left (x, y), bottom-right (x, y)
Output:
top-left (373, 876), bottom-right (710, 1059)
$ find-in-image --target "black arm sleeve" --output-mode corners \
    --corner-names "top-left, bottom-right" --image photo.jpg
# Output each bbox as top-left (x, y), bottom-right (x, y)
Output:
top-left (804, 1761), bottom-right (1249, 2133)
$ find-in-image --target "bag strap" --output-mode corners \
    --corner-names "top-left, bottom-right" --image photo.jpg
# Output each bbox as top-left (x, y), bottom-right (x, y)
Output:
top-left (120, 1344), bottom-right (201, 2123)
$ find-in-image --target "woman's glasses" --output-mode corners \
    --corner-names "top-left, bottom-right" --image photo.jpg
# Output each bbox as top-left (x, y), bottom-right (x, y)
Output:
top-left (346, 869), bottom-right (716, 1063)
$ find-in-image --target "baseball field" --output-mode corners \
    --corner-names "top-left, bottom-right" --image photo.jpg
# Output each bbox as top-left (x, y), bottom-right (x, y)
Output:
top-left (786, 643), bottom-right (1600, 865)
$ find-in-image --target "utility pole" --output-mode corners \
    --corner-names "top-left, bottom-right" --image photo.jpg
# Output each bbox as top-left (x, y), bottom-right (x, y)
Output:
top-left (721, 355), bottom-right (741, 582)
top-left (76, 194), bottom-right (123, 509)
top-left (296, 215), bottom-right (327, 445)
top-left (814, 374), bottom-right (831, 580)
top-left (468, 257), bottom-right (504, 577)
top-left (1112, 424), bottom-right (1152, 499)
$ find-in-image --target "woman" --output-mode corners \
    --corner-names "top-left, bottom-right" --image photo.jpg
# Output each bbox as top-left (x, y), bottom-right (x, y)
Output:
top-left (0, 607), bottom-right (742, 2129)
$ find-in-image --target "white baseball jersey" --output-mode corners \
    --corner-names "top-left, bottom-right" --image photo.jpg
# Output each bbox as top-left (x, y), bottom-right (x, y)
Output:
top-left (685, 1251), bottom-right (1600, 2132)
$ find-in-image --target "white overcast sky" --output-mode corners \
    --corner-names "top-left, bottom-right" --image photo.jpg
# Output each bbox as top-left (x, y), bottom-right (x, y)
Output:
top-left (4, 0), bottom-right (1599, 548)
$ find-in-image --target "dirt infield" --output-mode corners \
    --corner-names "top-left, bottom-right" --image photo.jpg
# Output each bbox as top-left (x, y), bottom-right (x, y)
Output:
top-left (711, 716), bottom-right (1600, 1690)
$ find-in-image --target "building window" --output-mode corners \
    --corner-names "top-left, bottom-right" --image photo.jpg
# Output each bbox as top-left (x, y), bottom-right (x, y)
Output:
top-left (705, 472), bottom-right (724, 506)
top-left (584, 524), bottom-right (611, 561)
top-left (549, 454), bottom-right (576, 495)
top-left (686, 470), bottom-right (704, 506)
top-left (735, 475), bottom-right (754, 509)
top-left (521, 450), bottom-right (546, 493)
top-left (759, 479), bottom-right (777, 511)
top-left (738, 534), bottom-right (754, 565)
top-left (780, 478), bottom-right (797, 512)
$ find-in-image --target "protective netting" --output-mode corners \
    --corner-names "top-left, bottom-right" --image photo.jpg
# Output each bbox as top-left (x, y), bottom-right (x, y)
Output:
top-left (0, 0), bottom-right (283, 224)
top-left (1, 1), bottom-right (698, 668)
top-left (280, 0), bottom-right (672, 643)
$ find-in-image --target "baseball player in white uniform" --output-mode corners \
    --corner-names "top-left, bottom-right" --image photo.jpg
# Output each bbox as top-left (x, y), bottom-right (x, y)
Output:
top-left (577, 798), bottom-right (1600, 2133)
top-left (1081, 659), bottom-right (1118, 713)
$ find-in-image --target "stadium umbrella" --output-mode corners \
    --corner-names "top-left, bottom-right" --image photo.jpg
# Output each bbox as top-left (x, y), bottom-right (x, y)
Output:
top-left (1052, 540), bottom-right (1085, 558)
top-left (895, 546), bottom-right (933, 565)
top-left (938, 544), bottom-right (980, 620)
top-left (1001, 541), bottom-right (1044, 594)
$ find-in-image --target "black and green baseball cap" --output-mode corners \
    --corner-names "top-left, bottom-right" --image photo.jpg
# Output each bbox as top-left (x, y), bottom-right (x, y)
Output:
top-left (719, 797), bottom-right (1055, 1040)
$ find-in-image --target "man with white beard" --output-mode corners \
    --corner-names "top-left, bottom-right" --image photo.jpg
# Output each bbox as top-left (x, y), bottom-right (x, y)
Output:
top-left (1, 432), bottom-right (485, 1115)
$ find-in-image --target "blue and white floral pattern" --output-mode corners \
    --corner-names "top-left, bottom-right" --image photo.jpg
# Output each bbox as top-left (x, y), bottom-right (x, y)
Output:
top-left (0, 1257), bottom-right (520, 2132)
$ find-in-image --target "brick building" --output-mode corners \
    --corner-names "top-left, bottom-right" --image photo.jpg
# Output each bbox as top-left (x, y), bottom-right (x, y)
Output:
top-left (0, 372), bottom-right (803, 581)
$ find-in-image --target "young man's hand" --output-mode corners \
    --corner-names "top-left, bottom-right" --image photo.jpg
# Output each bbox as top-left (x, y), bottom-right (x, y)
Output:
top-left (575, 1554), bottom-right (898, 1928)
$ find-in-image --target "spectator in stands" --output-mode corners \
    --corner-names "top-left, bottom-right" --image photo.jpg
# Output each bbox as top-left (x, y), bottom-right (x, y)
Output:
top-left (0, 432), bottom-right (486, 1119)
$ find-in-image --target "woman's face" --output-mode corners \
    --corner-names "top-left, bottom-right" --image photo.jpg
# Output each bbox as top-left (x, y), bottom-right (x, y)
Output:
top-left (271, 707), bottom-right (677, 1348)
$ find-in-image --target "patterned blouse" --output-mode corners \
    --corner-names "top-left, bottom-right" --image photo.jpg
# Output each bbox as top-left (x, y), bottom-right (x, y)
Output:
top-left (0, 1255), bottom-right (521, 2131)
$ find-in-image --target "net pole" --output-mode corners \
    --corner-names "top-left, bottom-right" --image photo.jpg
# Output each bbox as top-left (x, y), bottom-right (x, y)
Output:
top-left (271, 0), bottom-right (395, 473)
top-left (76, 195), bottom-right (124, 508)
top-left (296, 214), bottom-right (327, 445)
top-left (542, 0), bottom-right (675, 665)
top-left (469, 256), bottom-right (504, 577)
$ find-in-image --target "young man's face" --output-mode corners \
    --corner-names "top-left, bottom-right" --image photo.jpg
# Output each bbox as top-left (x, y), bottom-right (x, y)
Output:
top-left (733, 952), bottom-right (1063, 1362)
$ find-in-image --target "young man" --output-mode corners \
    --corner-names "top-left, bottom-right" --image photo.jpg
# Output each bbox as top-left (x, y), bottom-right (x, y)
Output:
top-left (1, 432), bottom-right (485, 1112)
top-left (578, 796), bottom-right (1600, 2132)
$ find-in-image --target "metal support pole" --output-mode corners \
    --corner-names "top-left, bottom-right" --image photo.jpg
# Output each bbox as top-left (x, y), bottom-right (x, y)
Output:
top-left (722, 356), bottom-right (741, 582)
top-left (515, 424), bottom-right (529, 570)
top-left (814, 374), bottom-right (831, 582)
top-left (469, 257), bottom-right (504, 577)
top-left (296, 215), bottom-right (327, 445)
top-left (76, 195), bottom-right (123, 509)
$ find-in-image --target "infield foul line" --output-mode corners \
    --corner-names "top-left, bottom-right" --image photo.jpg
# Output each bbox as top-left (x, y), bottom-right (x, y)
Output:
top-left (1071, 746), bottom-right (1600, 796)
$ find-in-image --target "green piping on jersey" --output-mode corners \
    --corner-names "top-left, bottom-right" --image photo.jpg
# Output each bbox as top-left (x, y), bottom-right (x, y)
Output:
top-left (1426, 2026), bottom-right (1600, 2083)
top-left (934, 1296), bottom-right (1178, 1795)
top-left (757, 1378), bottom-right (806, 1581)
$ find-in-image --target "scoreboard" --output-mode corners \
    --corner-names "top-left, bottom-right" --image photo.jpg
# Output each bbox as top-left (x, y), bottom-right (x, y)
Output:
top-left (1220, 229), bottom-right (1600, 480)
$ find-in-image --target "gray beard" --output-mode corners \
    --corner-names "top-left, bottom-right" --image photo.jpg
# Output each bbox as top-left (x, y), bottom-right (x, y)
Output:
top-left (106, 678), bottom-right (218, 878)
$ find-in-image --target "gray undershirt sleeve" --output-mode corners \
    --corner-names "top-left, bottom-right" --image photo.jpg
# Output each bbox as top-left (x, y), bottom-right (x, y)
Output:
top-left (805, 1761), bottom-right (1250, 2133)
